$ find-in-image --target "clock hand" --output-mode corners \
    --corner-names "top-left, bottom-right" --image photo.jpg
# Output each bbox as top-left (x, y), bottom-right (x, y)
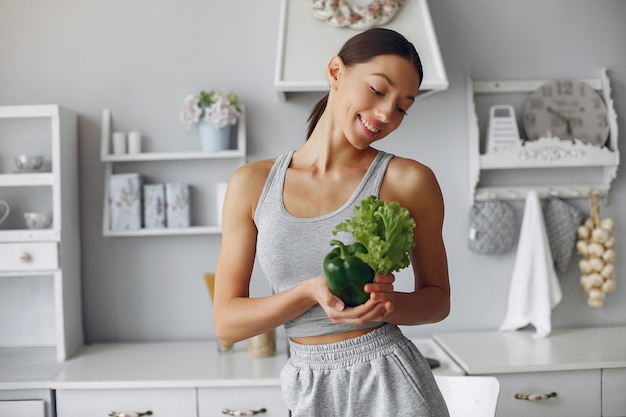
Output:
top-left (546, 106), bottom-right (569, 123)
top-left (546, 106), bottom-right (573, 136)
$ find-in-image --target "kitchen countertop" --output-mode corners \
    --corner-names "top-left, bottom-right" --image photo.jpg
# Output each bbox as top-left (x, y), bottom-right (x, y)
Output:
top-left (1, 336), bottom-right (462, 391)
top-left (433, 326), bottom-right (626, 375)
top-left (52, 341), bottom-right (288, 389)
top-left (0, 347), bottom-right (62, 390)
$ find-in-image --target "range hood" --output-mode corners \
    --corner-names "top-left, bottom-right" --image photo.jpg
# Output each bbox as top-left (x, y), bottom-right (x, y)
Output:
top-left (274, 0), bottom-right (448, 101)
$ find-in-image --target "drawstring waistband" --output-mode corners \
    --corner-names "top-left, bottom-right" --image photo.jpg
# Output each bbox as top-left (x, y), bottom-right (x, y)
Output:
top-left (288, 324), bottom-right (408, 370)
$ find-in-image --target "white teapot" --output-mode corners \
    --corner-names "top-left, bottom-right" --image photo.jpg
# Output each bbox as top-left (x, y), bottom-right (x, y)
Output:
top-left (0, 200), bottom-right (9, 226)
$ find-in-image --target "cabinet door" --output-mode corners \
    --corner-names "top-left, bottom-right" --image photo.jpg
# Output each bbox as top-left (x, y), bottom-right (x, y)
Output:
top-left (603, 368), bottom-right (626, 417)
top-left (0, 400), bottom-right (45, 417)
top-left (198, 386), bottom-right (288, 417)
top-left (496, 369), bottom-right (601, 417)
top-left (56, 388), bottom-right (196, 417)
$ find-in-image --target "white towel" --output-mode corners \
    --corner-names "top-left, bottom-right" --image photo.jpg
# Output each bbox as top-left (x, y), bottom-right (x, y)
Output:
top-left (500, 190), bottom-right (562, 339)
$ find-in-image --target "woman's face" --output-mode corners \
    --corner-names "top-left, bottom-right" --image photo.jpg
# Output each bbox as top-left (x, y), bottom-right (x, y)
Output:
top-left (332, 54), bottom-right (421, 149)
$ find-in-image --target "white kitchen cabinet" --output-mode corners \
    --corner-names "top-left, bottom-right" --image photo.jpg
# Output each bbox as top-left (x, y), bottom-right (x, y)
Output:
top-left (603, 368), bottom-right (626, 417)
top-left (0, 105), bottom-right (82, 362)
top-left (467, 70), bottom-right (620, 204)
top-left (0, 400), bottom-right (45, 417)
top-left (496, 369), bottom-right (600, 417)
top-left (53, 340), bottom-right (289, 417)
top-left (99, 109), bottom-right (246, 237)
top-left (0, 347), bottom-right (62, 417)
top-left (198, 386), bottom-right (287, 417)
top-left (434, 326), bottom-right (626, 417)
top-left (56, 388), bottom-right (197, 417)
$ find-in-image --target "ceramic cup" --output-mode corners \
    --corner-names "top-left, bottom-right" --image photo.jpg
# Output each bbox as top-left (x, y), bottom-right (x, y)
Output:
top-left (24, 211), bottom-right (52, 229)
top-left (0, 200), bottom-right (9, 226)
top-left (15, 155), bottom-right (44, 172)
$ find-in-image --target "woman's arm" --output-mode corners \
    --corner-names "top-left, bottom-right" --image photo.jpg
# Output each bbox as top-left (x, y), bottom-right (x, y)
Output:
top-left (376, 156), bottom-right (450, 325)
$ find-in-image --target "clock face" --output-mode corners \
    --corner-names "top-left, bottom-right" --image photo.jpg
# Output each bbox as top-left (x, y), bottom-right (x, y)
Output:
top-left (522, 79), bottom-right (610, 146)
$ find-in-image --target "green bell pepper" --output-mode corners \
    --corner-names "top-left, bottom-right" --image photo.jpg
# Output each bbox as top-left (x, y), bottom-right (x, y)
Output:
top-left (323, 239), bottom-right (375, 307)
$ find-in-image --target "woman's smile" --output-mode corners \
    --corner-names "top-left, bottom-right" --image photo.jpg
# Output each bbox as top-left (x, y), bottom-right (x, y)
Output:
top-left (358, 114), bottom-right (381, 136)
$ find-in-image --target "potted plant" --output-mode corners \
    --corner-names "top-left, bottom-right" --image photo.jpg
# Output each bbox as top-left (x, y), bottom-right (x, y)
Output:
top-left (180, 89), bottom-right (242, 151)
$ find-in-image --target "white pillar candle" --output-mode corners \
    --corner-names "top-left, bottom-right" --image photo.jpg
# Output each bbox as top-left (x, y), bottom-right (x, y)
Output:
top-left (127, 131), bottom-right (142, 154)
top-left (112, 131), bottom-right (127, 154)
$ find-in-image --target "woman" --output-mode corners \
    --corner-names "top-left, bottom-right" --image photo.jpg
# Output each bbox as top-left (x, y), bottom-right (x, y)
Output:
top-left (214, 28), bottom-right (450, 416)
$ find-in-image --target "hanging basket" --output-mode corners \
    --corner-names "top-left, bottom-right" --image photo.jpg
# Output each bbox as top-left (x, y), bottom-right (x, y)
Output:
top-left (198, 121), bottom-right (231, 152)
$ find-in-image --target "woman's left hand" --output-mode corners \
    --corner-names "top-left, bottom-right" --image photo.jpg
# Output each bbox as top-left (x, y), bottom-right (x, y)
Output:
top-left (326, 273), bottom-right (395, 324)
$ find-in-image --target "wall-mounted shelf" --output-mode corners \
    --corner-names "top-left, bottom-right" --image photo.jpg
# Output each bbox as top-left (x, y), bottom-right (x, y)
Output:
top-left (274, 0), bottom-right (448, 101)
top-left (100, 109), bottom-right (246, 237)
top-left (468, 69), bottom-right (619, 204)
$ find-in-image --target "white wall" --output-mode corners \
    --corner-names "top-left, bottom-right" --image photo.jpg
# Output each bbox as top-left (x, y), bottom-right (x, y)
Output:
top-left (1, 0), bottom-right (624, 343)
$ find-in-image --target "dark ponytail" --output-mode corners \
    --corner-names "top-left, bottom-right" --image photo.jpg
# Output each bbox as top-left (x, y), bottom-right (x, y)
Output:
top-left (306, 28), bottom-right (423, 139)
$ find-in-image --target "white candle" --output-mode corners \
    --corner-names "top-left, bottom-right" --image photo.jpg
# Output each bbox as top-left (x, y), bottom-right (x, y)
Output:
top-left (128, 131), bottom-right (142, 154)
top-left (112, 131), bottom-right (126, 154)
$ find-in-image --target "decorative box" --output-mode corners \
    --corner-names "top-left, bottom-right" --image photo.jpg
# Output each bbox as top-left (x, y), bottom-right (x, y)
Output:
top-left (143, 184), bottom-right (166, 228)
top-left (109, 173), bottom-right (142, 230)
top-left (166, 182), bottom-right (190, 228)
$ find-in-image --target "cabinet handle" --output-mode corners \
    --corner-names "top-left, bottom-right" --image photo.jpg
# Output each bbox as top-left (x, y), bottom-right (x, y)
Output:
top-left (108, 411), bottom-right (153, 417)
top-left (514, 392), bottom-right (557, 401)
top-left (19, 252), bottom-right (32, 263)
top-left (222, 408), bottom-right (267, 416)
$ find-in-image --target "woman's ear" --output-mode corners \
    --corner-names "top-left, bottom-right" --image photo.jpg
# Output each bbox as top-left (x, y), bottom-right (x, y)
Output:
top-left (327, 56), bottom-right (344, 90)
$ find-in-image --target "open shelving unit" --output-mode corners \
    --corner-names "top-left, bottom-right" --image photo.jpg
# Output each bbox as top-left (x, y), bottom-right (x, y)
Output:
top-left (0, 105), bottom-right (83, 362)
top-left (99, 109), bottom-right (246, 237)
top-left (468, 69), bottom-right (619, 204)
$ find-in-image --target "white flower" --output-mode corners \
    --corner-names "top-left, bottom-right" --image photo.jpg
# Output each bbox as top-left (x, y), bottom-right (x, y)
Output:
top-left (179, 89), bottom-right (241, 130)
top-left (205, 95), bottom-right (239, 129)
top-left (180, 95), bottom-right (203, 129)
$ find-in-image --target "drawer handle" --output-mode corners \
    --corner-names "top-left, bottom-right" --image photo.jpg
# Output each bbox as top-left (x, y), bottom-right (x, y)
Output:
top-left (19, 252), bottom-right (32, 263)
top-left (222, 408), bottom-right (267, 416)
top-left (108, 411), bottom-right (153, 417)
top-left (515, 392), bottom-right (557, 401)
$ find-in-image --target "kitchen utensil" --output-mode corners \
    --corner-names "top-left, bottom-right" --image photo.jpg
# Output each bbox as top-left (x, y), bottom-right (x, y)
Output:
top-left (0, 200), bottom-right (9, 226)
top-left (24, 211), bottom-right (52, 229)
top-left (15, 155), bottom-right (44, 172)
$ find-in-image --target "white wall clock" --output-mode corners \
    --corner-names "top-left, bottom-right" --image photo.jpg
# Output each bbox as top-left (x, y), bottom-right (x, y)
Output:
top-left (522, 79), bottom-right (610, 146)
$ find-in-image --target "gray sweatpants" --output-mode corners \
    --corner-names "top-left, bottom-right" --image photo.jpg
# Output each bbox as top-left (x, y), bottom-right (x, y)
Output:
top-left (281, 324), bottom-right (450, 417)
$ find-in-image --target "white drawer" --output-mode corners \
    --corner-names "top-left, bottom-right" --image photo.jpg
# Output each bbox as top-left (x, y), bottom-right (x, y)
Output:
top-left (198, 386), bottom-right (288, 417)
top-left (0, 400), bottom-right (45, 417)
top-left (0, 243), bottom-right (58, 272)
top-left (603, 368), bottom-right (626, 417)
top-left (56, 388), bottom-right (196, 417)
top-left (495, 369), bottom-right (601, 417)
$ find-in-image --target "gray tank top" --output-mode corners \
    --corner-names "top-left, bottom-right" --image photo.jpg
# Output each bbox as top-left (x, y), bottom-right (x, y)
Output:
top-left (254, 150), bottom-right (394, 338)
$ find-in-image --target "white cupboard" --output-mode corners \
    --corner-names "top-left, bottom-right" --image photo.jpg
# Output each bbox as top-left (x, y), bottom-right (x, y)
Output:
top-left (434, 326), bottom-right (626, 417)
top-left (0, 105), bottom-right (82, 361)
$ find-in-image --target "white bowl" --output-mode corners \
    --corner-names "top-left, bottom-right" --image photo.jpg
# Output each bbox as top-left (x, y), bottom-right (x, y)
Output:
top-left (24, 212), bottom-right (52, 229)
top-left (15, 155), bottom-right (44, 172)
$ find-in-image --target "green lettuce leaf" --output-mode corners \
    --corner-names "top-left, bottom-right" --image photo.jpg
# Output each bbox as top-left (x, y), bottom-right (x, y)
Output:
top-left (332, 195), bottom-right (416, 274)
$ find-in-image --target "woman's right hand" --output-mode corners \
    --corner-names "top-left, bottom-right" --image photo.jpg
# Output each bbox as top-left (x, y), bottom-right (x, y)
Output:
top-left (309, 275), bottom-right (391, 325)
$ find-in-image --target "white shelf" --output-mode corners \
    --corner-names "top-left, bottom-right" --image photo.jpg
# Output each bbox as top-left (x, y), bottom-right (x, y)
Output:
top-left (0, 104), bottom-right (83, 362)
top-left (100, 109), bottom-right (246, 237)
top-left (0, 172), bottom-right (54, 187)
top-left (468, 69), bottom-right (620, 203)
top-left (101, 149), bottom-right (244, 163)
top-left (103, 225), bottom-right (221, 237)
top-left (274, 0), bottom-right (448, 100)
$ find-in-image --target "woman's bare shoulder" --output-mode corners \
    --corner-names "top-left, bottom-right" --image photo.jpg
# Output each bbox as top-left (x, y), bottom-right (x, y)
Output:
top-left (229, 157), bottom-right (278, 194)
top-left (381, 155), bottom-right (443, 210)
top-left (385, 155), bottom-right (439, 189)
